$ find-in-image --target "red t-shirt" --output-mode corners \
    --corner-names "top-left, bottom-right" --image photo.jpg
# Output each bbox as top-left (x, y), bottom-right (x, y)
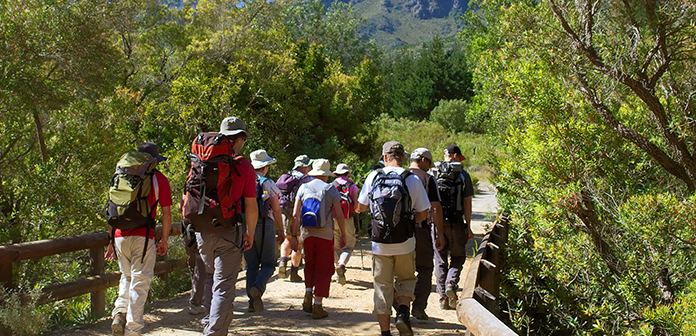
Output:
top-left (230, 157), bottom-right (257, 212)
top-left (115, 171), bottom-right (172, 239)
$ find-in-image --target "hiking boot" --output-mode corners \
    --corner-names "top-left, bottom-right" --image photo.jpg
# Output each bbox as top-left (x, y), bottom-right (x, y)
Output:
top-left (188, 303), bottom-right (205, 315)
top-left (247, 299), bottom-right (256, 313)
top-left (336, 264), bottom-right (347, 285)
top-left (395, 313), bottom-right (413, 336)
top-left (290, 267), bottom-right (303, 283)
top-left (111, 312), bottom-right (125, 336)
top-left (302, 291), bottom-right (313, 313)
top-left (440, 298), bottom-right (453, 310)
top-left (445, 285), bottom-right (458, 309)
top-left (412, 307), bottom-right (429, 320)
top-left (312, 304), bottom-right (329, 319)
top-left (278, 259), bottom-right (288, 279)
top-left (249, 286), bottom-right (264, 312)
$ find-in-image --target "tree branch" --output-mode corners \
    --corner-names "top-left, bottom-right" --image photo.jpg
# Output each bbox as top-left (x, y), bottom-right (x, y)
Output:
top-left (575, 70), bottom-right (696, 191)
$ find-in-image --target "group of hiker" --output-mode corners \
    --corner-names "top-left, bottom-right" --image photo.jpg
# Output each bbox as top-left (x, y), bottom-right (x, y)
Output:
top-left (104, 116), bottom-right (474, 336)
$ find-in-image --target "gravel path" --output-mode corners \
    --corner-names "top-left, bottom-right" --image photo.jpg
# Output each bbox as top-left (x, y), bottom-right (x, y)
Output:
top-left (51, 181), bottom-right (498, 336)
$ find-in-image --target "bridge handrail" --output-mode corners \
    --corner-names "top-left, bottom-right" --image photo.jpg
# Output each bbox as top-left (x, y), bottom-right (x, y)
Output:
top-left (0, 223), bottom-right (184, 318)
top-left (456, 215), bottom-right (517, 336)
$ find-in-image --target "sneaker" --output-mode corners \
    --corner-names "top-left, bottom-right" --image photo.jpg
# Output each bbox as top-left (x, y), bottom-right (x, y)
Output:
top-left (445, 285), bottom-right (458, 309)
top-left (249, 286), bottom-right (264, 312)
top-left (111, 312), bottom-right (125, 336)
top-left (336, 264), bottom-right (346, 285)
top-left (278, 259), bottom-right (288, 279)
top-left (188, 303), bottom-right (205, 315)
top-left (302, 291), bottom-right (313, 313)
top-left (312, 304), bottom-right (329, 319)
top-left (412, 307), bottom-right (429, 320)
top-left (290, 270), bottom-right (303, 283)
top-left (395, 313), bottom-right (414, 336)
top-left (247, 299), bottom-right (256, 313)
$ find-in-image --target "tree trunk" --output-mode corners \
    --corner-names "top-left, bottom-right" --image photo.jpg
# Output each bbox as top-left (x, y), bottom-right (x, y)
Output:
top-left (32, 112), bottom-right (49, 163)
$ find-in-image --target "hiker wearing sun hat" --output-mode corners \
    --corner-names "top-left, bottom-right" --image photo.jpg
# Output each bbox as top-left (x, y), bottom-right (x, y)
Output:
top-left (277, 154), bottom-right (314, 282)
top-left (243, 149), bottom-right (285, 313)
top-left (191, 116), bottom-right (257, 336)
top-left (331, 163), bottom-right (359, 285)
top-left (290, 159), bottom-right (346, 319)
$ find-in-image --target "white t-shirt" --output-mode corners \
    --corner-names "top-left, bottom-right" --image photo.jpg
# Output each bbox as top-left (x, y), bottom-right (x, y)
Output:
top-left (358, 166), bottom-right (431, 256)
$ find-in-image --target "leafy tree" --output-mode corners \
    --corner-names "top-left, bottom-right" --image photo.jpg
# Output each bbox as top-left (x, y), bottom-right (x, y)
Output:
top-left (284, 0), bottom-right (378, 71)
top-left (461, 0), bottom-right (696, 333)
top-left (381, 36), bottom-right (473, 120)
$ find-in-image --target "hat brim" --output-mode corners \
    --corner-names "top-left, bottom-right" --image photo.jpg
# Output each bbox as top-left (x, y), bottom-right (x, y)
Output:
top-left (252, 158), bottom-right (277, 170)
top-left (220, 129), bottom-right (251, 138)
top-left (293, 160), bottom-right (313, 170)
top-left (308, 169), bottom-right (332, 177)
top-left (156, 155), bottom-right (167, 162)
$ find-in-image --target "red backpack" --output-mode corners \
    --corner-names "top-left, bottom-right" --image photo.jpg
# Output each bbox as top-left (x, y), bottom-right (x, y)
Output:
top-left (332, 180), bottom-right (354, 219)
top-left (182, 132), bottom-right (242, 232)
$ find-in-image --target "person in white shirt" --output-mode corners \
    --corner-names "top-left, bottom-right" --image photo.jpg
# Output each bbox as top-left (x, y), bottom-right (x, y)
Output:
top-left (356, 141), bottom-right (430, 336)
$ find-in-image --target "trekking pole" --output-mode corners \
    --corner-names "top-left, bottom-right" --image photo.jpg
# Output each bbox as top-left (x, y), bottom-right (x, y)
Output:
top-left (356, 213), bottom-right (365, 270)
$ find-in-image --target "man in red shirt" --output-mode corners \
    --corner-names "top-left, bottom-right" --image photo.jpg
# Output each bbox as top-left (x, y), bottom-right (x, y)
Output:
top-left (196, 117), bottom-right (258, 336)
top-left (106, 142), bottom-right (172, 336)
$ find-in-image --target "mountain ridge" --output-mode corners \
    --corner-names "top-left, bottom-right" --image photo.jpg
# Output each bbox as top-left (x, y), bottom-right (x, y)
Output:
top-left (326, 0), bottom-right (468, 50)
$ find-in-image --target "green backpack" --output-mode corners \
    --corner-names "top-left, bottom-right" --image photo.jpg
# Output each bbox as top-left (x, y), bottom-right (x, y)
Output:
top-left (105, 151), bottom-right (159, 258)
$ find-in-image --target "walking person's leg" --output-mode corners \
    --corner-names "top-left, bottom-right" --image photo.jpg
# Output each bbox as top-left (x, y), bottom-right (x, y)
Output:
top-left (112, 237), bottom-right (132, 335)
top-left (393, 250), bottom-right (417, 336)
top-left (197, 230), bottom-right (243, 336)
top-left (124, 237), bottom-right (156, 336)
top-left (310, 237), bottom-right (334, 319)
top-left (412, 223), bottom-right (434, 319)
top-left (373, 254), bottom-right (396, 334)
top-left (433, 221), bottom-right (453, 309)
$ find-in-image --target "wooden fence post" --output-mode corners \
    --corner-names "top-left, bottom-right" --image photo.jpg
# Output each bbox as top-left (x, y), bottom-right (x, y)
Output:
top-left (0, 262), bottom-right (11, 289)
top-left (90, 246), bottom-right (105, 319)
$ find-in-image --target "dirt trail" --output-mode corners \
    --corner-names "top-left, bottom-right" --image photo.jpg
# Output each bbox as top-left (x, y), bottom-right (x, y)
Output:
top-left (51, 181), bottom-right (498, 336)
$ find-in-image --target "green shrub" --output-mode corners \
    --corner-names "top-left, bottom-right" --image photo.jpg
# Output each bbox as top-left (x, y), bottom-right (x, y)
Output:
top-left (0, 285), bottom-right (53, 336)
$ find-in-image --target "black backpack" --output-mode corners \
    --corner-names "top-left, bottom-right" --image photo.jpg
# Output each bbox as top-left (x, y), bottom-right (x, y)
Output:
top-left (434, 161), bottom-right (464, 223)
top-left (368, 169), bottom-right (415, 243)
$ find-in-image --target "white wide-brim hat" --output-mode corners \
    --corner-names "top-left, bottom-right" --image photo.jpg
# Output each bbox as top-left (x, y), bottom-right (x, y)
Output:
top-left (308, 158), bottom-right (332, 177)
top-left (333, 163), bottom-right (350, 175)
top-left (250, 149), bottom-right (277, 169)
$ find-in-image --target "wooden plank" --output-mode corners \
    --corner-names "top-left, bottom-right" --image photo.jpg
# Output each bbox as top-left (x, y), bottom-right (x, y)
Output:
top-left (0, 223), bottom-right (182, 264)
top-left (462, 233), bottom-right (490, 299)
top-left (457, 298), bottom-right (517, 336)
top-left (38, 258), bottom-right (185, 305)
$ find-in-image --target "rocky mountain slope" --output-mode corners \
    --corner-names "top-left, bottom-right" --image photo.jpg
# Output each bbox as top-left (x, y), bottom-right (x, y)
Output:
top-left (328, 0), bottom-right (468, 49)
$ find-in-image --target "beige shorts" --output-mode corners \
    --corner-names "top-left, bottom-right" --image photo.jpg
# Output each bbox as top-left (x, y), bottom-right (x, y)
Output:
top-left (333, 216), bottom-right (356, 251)
top-left (372, 250), bottom-right (417, 315)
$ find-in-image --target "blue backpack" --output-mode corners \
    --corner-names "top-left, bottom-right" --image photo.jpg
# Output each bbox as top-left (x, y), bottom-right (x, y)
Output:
top-left (300, 183), bottom-right (332, 228)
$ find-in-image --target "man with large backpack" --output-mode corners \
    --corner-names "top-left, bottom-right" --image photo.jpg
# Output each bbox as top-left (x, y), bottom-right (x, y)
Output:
top-left (356, 141), bottom-right (430, 336)
top-left (245, 149), bottom-right (285, 313)
top-left (290, 159), bottom-right (346, 319)
top-left (277, 155), bottom-right (313, 282)
top-left (331, 163), bottom-right (359, 285)
top-left (431, 144), bottom-right (474, 311)
top-left (105, 142), bottom-right (172, 336)
top-left (181, 117), bottom-right (258, 336)
top-left (406, 148), bottom-right (446, 321)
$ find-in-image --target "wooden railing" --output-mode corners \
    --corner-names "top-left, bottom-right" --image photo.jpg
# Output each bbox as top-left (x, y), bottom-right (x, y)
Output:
top-left (0, 223), bottom-right (184, 318)
top-left (456, 215), bottom-right (518, 336)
